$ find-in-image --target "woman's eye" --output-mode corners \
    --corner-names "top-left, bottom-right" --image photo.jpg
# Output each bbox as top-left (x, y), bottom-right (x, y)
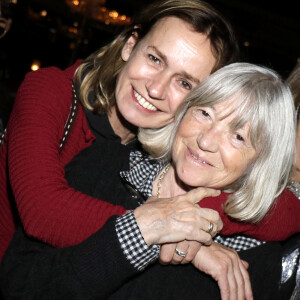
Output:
top-left (235, 133), bottom-right (245, 142)
top-left (179, 80), bottom-right (192, 90)
top-left (193, 108), bottom-right (210, 120)
top-left (201, 110), bottom-right (210, 117)
top-left (148, 54), bottom-right (160, 64)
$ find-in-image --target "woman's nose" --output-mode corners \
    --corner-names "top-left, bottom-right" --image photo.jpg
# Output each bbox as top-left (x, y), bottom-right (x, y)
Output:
top-left (197, 126), bottom-right (219, 153)
top-left (146, 72), bottom-right (169, 100)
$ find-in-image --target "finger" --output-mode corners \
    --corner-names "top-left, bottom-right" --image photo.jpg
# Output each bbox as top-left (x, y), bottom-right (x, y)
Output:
top-left (198, 208), bottom-right (223, 232)
top-left (239, 261), bottom-right (253, 300)
top-left (159, 243), bottom-right (177, 264)
top-left (203, 219), bottom-right (219, 238)
top-left (232, 264), bottom-right (244, 300)
top-left (185, 187), bottom-right (221, 204)
top-left (182, 241), bottom-right (202, 263)
top-left (225, 256), bottom-right (238, 300)
top-left (195, 218), bottom-right (219, 243)
top-left (172, 241), bottom-right (189, 264)
top-left (229, 251), bottom-right (248, 300)
top-left (217, 274), bottom-right (231, 300)
top-left (241, 260), bottom-right (249, 269)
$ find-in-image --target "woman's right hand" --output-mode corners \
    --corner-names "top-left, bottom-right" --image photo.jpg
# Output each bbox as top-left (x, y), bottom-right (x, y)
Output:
top-left (134, 187), bottom-right (222, 246)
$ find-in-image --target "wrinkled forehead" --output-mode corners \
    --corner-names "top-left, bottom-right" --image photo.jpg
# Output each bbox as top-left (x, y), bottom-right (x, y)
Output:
top-left (213, 97), bottom-right (243, 120)
top-left (224, 94), bottom-right (257, 127)
top-left (193, 93), bottom-right (256, 127)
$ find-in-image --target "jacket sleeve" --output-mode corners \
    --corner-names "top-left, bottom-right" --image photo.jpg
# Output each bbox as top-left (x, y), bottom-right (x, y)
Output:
top-left (6, 65), bottom-right (126, 248)
top-left (0, 217), bottom-right (138, 299)
top-left (200, 189), bottom-right (300, 241)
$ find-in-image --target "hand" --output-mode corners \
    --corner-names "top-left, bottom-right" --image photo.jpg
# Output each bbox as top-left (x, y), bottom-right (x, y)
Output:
top-left (159, 208), bottom-right (222, 264)
top-left (159, 240), bottom-right (202, 264)
top-left (192, 242), bottom-right (253, 300)
top-left (134, 187), bottom-right (222, 246)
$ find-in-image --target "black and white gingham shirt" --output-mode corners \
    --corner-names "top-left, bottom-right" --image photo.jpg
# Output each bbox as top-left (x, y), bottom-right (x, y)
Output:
top-left (116, 211), bottom-right (160, 271)
top-left (115, 150), bottom-right (264, 270)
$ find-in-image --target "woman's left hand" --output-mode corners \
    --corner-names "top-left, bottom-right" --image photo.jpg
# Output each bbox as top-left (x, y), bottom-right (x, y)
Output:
top-left (159, 240), bottom-right (202, 264)
top-left (192, 242), bottom-right (253, 300)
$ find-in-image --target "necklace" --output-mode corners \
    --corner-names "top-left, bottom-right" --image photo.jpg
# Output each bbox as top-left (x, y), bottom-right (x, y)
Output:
top-left (156, 164), bottom-right (170, 198)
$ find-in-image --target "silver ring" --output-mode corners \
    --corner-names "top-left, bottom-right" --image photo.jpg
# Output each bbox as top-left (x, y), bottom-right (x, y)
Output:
top-left (175, 248), bottom-right (187, 258)
top-left (207, 222), bottom-right (214, 234)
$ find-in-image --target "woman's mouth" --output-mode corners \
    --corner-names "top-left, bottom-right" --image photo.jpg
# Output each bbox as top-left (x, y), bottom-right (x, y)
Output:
top-left (189, 149), bottom-right (214, 167)
top-left (133, 89), bottom-right (158, 111)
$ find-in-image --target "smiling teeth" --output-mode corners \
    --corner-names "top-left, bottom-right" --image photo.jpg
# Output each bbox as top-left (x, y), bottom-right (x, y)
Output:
top-left (191, 153), bottom-right (207, 164)
top-left (134, 90), bottom-right (158, 111)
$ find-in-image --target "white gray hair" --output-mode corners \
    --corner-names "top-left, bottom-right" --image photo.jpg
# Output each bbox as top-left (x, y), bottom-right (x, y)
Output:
top-left (139, 62), bottom-right (296, 223)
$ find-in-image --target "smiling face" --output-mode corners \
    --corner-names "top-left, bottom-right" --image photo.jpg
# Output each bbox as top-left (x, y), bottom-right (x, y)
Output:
top-left (114, 17), bottom-right (217, 130)
top-left (171, 99), bottom-right (258, 189)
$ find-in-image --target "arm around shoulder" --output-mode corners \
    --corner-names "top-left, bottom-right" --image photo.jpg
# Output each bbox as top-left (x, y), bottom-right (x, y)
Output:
top-left (4, 65), bottom-right (126, 248)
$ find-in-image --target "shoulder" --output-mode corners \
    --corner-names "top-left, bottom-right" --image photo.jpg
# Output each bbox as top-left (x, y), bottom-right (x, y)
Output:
top-left (21, 60), bottom-right (82, 91)
top-left (14, 60), bottom-right (83, 112)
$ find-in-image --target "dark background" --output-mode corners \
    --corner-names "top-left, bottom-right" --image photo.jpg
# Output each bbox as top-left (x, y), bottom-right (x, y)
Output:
top-left (0, 0), bottom-right (299, 131)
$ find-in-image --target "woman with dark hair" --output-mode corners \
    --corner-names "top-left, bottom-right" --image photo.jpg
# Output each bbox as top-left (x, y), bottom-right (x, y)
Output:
top-left (0, 0), bottom-right (239, 261)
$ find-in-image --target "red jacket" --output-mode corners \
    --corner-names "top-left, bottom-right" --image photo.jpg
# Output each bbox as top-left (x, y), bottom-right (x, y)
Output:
top-left (0, 61), bottom-right (299, 261)
top-left (0, 61), bottom-right (126, 261)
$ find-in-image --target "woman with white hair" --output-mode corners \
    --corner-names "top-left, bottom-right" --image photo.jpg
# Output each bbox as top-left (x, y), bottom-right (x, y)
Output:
top-left (1, 63), bottom-right (299, 300)
top-left (139, 61), bottom-right (295, 224)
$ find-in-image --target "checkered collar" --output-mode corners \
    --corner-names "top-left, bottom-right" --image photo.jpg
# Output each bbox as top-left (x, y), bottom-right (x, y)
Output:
top-left (120, 150), bottom-right (165, 202)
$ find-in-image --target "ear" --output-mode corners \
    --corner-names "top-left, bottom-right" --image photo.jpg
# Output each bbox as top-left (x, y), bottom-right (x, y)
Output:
top-left (121, 31), bottom-right (139, 62)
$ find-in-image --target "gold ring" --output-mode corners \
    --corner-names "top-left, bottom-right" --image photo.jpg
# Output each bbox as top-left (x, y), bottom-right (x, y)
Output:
top-left (207, 222), bottom-right (214, 234)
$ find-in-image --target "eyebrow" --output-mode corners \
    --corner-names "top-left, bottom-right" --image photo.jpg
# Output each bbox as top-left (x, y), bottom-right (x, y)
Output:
top-left (147, 46), bottom-right (201, 84)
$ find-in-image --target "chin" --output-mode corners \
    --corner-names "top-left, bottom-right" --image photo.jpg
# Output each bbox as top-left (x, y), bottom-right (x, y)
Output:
top-left (180, 177), bottom-right (206, 189)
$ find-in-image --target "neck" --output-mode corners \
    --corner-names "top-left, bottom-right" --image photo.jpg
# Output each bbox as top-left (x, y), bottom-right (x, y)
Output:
top-left (153, 164), bottom-right (191, 198)
top-left (292, 168), bottom-right (300, 183)
top-left (293, 127), bottom-right (300, 182)
top-left (108, 106), bottom-right (137, 145)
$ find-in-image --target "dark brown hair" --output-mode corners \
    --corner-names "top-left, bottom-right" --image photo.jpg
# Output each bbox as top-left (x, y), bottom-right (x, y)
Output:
top-left (75, 0), bottom-right (239, 113)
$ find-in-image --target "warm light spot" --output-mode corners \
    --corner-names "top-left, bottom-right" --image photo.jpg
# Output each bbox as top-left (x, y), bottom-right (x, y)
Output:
top-left (31, 60), bottom-right (41, 71)
top-left (40, 10), bottom-right (47, 17)
top-left (11, 0), bottom-right (18, 3)
top-left (109, 10), bottom-right (119, 19)
top-left (243, 41), bottom-right (250, 47)
top-left (72, 0), bottom-right (80, 6)
top-left (68, 27), bottom-right (78, 34)
top-left (64, 1), bottom-right (130, 26)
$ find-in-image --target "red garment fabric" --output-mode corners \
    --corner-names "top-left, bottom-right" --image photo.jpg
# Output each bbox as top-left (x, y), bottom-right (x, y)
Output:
top-left (200, 190), bottom-right (300, 241)
top-left (0, 61), bottom-right (126, 261)
top-left (0, 61), bottom-right (299, 262)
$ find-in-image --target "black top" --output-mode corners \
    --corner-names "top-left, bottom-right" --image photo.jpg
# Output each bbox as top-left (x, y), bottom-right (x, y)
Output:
top-left (65, 109), bottom-right (142, 209)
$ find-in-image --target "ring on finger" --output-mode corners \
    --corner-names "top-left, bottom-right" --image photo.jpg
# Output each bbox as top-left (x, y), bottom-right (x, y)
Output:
top-left (207, 221), bottom-right (214, 234)
top-left (175, 248), bottom-right (187, 258)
